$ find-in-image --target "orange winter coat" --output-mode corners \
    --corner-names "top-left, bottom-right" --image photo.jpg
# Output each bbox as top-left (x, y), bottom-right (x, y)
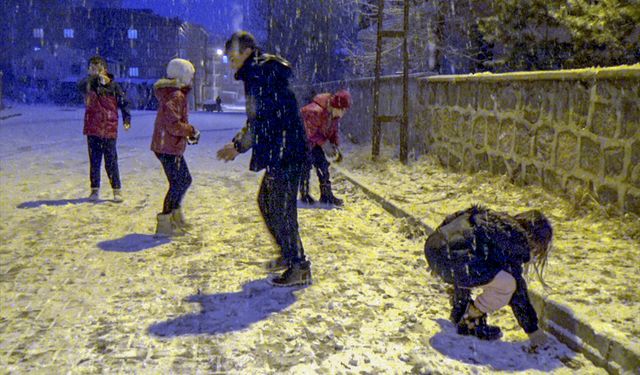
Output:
top-left (150, 79), bottom-right (196, 156)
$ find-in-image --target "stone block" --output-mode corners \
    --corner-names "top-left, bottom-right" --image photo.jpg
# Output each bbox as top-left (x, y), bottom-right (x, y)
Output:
top-left (565, 176), bottom-right (589, 195)
top-left (476, 152), bottom-right (490, 171)
top-left (426, 84), bottom-right (437, 106)
top-left (457, 82), bottom-right (476, 109)
top-left (525, 163), bottom-right (542, 186)
top-left (624, 190), bottom-right (640, 215)
top-left (497, 84), bottom-right (518, 111)
top-left (478, 84), bottom-right (494, 111)
top-left (534, 125), bottom-right (555, 164)
top-left (435, 84), bottom-right (447, 106)
top-left (505, 158), bottom-right (520, 181)
top-left (556, 131), bottom-right (579, 172)
top-left (523, 107), bottom-right (541, 124)
top-left (447, 84), bottom-right (459, 106)
top-left (498, 118), bottom-right (515, 154)
top-left (595, 81), bottom-right (616, 101)
top-left (490, 154), bottom-right (508, 175)
top-left (555, 82), bottom-right (572, 123)
top-left (596, 184), bottom-right (619, 207)
top-left (590, 102), bottom-right (617, 138)
top-left (543, 168), bottom-right (562, 191)
top-left (604, 146), bottom-right (625, 178)
top-left (619, 97), bottom-right (640, 139)
top-left (572, 82), bottom-right (591, 128)
top-left (463, 147), bottom-right (475, 172)
top-left (580, 136), bottom-right (601, 175)
top-left (472, 116), bottom-right (487, 150)
top-left (515, 121), bottom-right (533, 157)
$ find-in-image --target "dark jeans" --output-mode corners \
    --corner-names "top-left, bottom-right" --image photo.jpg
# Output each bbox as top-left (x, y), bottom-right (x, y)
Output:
top-left (156, 153), bottom-right (192, 214)
top-left (87, 135), bottom-right (121, 189)
top-left (300, 145), bottom-right (331, 195)
top-left (258, 165), bottom-right (307, 266)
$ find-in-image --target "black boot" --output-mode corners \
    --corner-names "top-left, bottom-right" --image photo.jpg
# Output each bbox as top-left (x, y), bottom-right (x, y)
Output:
top-left (319, 183), bottom-right (343, 207)
top-left (269, 261), bottom-right (312, 287)
top-left (299, 178), bottom-right (316, 205)
top-left (264, 256), bottom-right (288, 272)
top-left (457, 313), bottom-right (502, 341)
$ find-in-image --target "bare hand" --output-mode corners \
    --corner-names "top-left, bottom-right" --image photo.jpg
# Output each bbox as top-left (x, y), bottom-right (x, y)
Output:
top-left (526, 329), bottom-right (548, 353)
top-left (321, 142), bottom-right (337, 158)
top-left (123, 122), bottom-right (131, 131)
top-left (216, 142), bottom-right (239, 162)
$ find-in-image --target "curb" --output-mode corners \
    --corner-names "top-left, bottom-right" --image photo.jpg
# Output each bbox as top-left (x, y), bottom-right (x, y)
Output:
top-left (334, 166), bottom-right (640, 375)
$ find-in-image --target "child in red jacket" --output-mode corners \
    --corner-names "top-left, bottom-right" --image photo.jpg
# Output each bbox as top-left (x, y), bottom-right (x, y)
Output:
top-left (77, 56), bottom-right (131, 202)
top-left (151, 58), bottom-right (200, 236)
top-left (299, 89), bottom-right (351, 206)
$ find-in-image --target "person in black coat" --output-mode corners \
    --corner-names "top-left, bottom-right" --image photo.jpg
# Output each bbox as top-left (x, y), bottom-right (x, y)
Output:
top-left (217, 31), bottom-right (311, 287)
top-left (424, 205), bottom-right (552, 350)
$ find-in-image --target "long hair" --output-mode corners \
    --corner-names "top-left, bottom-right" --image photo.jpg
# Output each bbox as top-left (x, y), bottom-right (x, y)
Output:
top-left (514, 210), bottom-right (553, 288)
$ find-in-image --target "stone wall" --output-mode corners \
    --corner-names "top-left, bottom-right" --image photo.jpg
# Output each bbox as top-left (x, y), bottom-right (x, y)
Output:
top-left (417, 66), bottom-right (640, 215)
top-left (294, 65), bottom-right (640, 215)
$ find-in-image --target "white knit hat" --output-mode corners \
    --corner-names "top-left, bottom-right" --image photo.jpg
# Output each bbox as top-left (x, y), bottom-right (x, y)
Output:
top-left (166, 58), bottom-right (195, 85)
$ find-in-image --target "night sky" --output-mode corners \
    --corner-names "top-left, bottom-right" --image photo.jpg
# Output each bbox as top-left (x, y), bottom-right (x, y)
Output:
top-left (121, 0), bottom-right (244, 39)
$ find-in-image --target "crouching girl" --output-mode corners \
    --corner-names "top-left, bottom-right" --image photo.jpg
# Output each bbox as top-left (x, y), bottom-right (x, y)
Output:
top-left (424, 205), bottom-right (552, 350)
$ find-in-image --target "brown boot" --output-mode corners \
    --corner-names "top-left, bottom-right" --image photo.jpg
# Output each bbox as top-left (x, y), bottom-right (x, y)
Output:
top-left (155, 213), bottom-right (177, 237)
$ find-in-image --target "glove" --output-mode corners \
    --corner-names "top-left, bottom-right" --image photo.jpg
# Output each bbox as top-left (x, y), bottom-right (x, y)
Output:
top-left (216, 142), bottom-right (239, 162)
top-left (334, 146), bottom-right (343, 163)
top-left (187, 128), bottom-right (200, 145)
top-left (526, 329), bottom-right (548, 353)
top-left (321, 142), bottom-right (337, 158)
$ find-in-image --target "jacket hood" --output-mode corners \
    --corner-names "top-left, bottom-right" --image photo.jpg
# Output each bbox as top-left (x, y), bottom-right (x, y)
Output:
top-left (154, 78), bottom-right (191, 99)
top-left (312, 93), bottom-right (332, 110)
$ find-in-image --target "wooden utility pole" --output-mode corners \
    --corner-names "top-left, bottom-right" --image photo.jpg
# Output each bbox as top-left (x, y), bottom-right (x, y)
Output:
top-left (372, 0), bottom-right (410, 163)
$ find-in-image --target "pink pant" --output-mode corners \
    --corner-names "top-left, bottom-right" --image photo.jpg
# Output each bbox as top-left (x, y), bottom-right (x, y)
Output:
top-left (474, 270), bottom-right (516, 313)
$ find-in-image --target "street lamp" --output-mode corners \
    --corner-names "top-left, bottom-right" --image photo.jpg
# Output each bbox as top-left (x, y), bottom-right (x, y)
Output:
top-left (212, 48), bottom-right (223, 100)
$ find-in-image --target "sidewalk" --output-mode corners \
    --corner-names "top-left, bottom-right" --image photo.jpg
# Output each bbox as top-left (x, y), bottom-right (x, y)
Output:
top-left (334, 146), bottom-right (640, 374)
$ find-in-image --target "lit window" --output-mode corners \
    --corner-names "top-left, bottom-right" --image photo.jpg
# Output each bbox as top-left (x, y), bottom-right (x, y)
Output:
top-left (128, 29), bottom-right (138, 39)
top-left (33, 28), bottom-right (44, 38)
top-left (129, 67), bottom-right (139, 77)
top-left (64, 28), bottom-right (74, 38)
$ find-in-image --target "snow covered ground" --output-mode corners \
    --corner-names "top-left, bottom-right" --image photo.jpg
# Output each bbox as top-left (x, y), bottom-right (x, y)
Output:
top-left (0, 103), bottom-right (610, 373)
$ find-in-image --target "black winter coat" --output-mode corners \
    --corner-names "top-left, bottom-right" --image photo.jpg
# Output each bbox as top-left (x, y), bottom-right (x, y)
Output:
top-left (232, 50), bottom-right (307, 172)
top-left (424, 205), bottom-right (539, 333)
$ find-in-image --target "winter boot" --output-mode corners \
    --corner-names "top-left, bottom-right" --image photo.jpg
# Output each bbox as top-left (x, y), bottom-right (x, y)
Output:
top-left (319, 183), bottom-right (343, 207)
top-left (88, 188), bottom-right (99, 201)
top-left (112, 189), bottom-right (123, 203)
top-left (299, 178), bottom-right (316, 205)
top-left (264, 256), bottom-right (289, 272)
top-left (269, 261), bottom-right (312, 287)
top-left (171, 208), bottom-right (192, 231)
top-left (456, 304), bottom-right (502, 341)
top-left (155, 213), bottom-right (177, 237)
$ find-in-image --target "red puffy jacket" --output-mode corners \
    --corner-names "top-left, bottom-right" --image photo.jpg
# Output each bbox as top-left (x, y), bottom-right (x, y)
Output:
top-left (150, 79), bottom-right (196, 156)
top-left (78, 75), bottom-right (131, 139)
top-left (301, 93), bottom-right (340, 147)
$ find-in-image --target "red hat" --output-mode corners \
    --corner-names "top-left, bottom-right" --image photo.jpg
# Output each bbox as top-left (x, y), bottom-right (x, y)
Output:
top-left (330, 89), bottom-right (352, 109)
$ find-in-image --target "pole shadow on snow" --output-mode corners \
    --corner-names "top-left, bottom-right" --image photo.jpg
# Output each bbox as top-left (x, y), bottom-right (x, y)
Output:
top-left (98, 233), bottom-right (170, 252)
top-left (429, 319), bottom-right (575, 372)
top-left (297, 200), bottom-right (342, 210)
top-left (17, 198), bottom-right (108, 208)
top-left (148, 278), bottom-right (307, 337)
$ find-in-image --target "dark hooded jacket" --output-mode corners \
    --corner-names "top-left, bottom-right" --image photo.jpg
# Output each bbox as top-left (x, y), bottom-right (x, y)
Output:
top-left (424, 205), bottom-right (539, 333)
top-left (78, 74), bottom-right (131, 139)
top-left (231, 50), bottom-right (307, 172)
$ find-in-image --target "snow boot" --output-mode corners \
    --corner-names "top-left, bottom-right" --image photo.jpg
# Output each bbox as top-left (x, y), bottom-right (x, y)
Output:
top-left (264, 256), bottom-right (289, 272)
top-left (299, 178), bottom-right (316, 205)
top-left (171, 208), bottom-right (192, 231)
top-left (456, 304), bottom-right (502, 341)
top-left (269, 261), bottom-right (312, 287)
top-left (319, 183), bottom-right (343, 207)
top-left (88, 188), bottom-right (99, 201)
top-left (112, 189), bottom-right (123, 203)
top-left (155, 213), bottom-right (177, 237)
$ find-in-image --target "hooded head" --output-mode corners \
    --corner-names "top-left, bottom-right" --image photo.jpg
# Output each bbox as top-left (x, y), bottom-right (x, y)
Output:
top-left (166, 58), bottom-right (195, 86)
top-left (330, 89), bottom-right (352, 110)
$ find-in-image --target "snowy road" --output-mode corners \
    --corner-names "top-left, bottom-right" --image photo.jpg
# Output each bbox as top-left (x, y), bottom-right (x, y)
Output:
top-left (0, 104), bottom-right (603, 373)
